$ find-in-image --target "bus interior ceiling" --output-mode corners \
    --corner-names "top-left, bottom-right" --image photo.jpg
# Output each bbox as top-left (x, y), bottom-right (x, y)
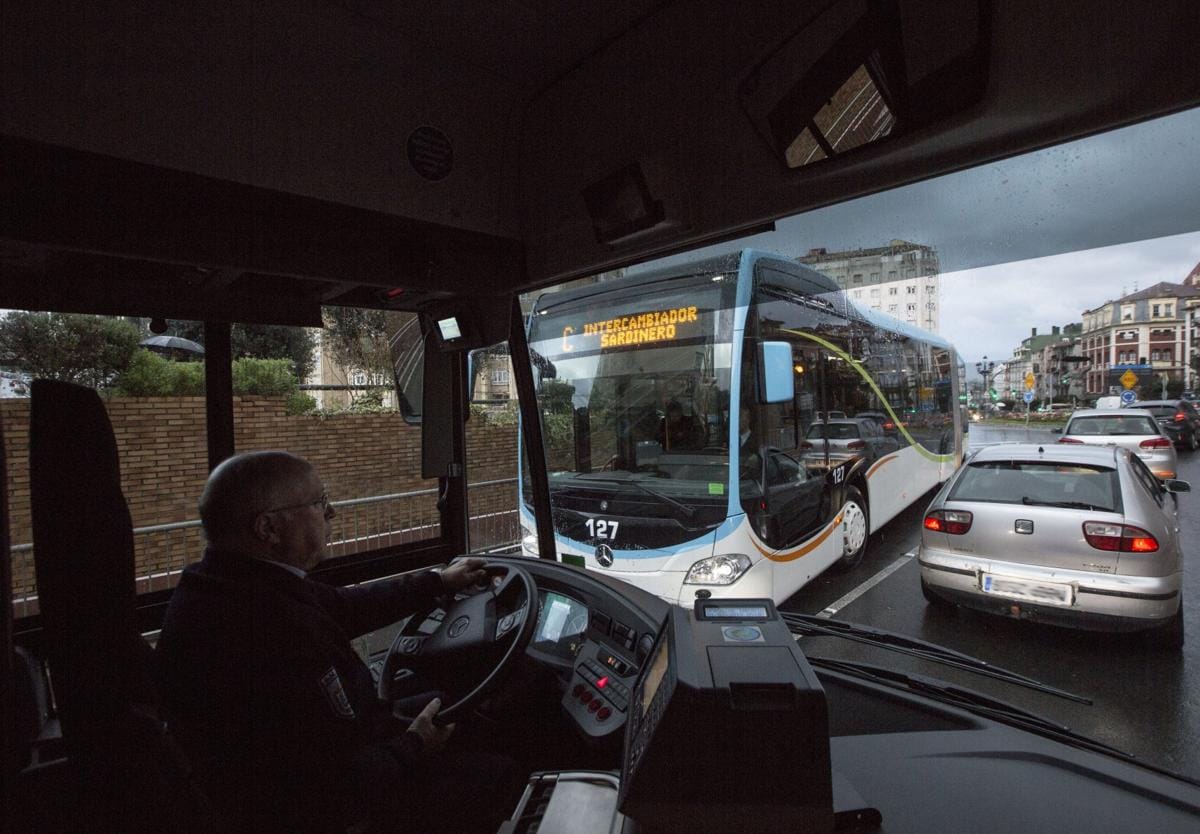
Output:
top-left (0, 0), bottom-right (1197, 317)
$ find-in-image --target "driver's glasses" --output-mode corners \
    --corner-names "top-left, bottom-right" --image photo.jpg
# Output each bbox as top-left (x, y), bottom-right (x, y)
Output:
top-left (264, 491), bottom-right (330, 515)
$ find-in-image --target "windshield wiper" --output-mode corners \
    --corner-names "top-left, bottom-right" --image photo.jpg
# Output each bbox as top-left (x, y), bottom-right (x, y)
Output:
top-left (574, 474), bottom-right (697, 520)
top-left (805, 656), bottom-right (1134, 759)
top-left (781, 612), bottom-right (1090, 704)
top-left (1021, 496), bottom-right (1112, 511)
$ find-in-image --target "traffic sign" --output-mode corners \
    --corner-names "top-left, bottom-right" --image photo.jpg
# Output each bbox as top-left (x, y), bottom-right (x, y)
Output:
top-left (1120, 390), bottom-right (1137, 405)
top-left (1024, 372), bottom-right (1035, 390)
top-left (1023, 391), bottom-right (1034, 404)
top-left (1120, 369), bottom-right (1138, 389)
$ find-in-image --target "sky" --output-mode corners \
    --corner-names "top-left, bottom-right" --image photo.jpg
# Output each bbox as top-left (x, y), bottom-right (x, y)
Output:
top-left (628, 106), bottom-right (1200, 368)
top-left (940, 230), bottom-right (1200, 365)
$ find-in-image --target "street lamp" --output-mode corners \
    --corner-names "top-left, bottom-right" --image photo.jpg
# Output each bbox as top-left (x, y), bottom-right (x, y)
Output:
top-left (975, 356), bottom-right (996, 409)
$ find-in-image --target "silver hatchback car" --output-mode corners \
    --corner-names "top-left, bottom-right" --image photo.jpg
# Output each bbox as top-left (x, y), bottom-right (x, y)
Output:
top-left (919, 443), bottom-right (1188, 648)
top-left (1055, 408), bottom-right (1178, 479)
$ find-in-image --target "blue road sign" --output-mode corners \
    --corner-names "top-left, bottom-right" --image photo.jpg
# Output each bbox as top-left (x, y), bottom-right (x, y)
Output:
top-left (1120, 390), bottom-right (1137, 405)
top-left (1023, 391), bottom-right (1034, 404)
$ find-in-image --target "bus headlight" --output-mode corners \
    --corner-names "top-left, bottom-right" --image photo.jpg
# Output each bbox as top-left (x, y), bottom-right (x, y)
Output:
top-left (683, 553), bottom-right (752, 585)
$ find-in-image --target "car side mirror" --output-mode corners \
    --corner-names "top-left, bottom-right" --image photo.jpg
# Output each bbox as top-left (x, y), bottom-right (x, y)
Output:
top-left (1050, 427), bottom-right (1061, 434)
top-left (1162, 479), bottom-right (1191, 494)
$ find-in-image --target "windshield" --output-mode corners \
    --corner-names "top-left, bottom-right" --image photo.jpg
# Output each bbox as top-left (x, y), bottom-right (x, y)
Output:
top-left (519, 106), bottom-right (1200, 782)
top-left (1066, 416), bottom-right (1160, 435)
top-left (524, 271), bottom-right (738, 545)
top-left (806, 423), bottom-right (861, 440)
top-left (948, 462), bottom-right (1120, 511)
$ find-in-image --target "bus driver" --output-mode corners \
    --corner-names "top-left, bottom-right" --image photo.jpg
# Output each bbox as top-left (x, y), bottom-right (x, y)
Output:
top-left (155, 451), bottom-right (523, 833)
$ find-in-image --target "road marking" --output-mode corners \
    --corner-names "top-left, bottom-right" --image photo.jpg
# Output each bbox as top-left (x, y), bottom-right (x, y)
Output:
top-left (817, 551), bottom-right (916, 619)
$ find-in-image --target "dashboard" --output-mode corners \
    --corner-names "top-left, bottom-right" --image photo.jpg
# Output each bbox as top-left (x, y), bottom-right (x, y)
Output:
top-left (515, 565), bottom-right (666, 741)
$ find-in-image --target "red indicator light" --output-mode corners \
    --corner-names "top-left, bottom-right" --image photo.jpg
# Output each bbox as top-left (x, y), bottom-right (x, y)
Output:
top-left (385, 287), bottom-right (405, 298)
top-left (596, 676), bottom-right (609, 689)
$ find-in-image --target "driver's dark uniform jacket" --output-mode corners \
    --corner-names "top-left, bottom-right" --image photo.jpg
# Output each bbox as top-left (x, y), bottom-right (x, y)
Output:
top-left (155, 546), bottom-right (445, 831)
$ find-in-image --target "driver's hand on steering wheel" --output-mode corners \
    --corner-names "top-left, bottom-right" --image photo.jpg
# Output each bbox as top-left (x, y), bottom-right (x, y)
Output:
top-left (439, 557), bottom-right (491, 592)
top-left (405, 697), bottom-right (455, 755)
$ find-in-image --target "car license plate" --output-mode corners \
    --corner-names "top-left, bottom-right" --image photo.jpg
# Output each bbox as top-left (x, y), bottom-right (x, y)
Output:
top-left (980, 573), bottom-right (1073, 606)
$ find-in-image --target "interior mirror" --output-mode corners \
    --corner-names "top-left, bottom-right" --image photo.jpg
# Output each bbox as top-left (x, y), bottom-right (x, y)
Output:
top-left (758, 341), bottom-right (794, 403)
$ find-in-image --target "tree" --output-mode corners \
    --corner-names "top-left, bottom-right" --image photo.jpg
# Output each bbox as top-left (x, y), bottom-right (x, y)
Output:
top-left (0, 312), bottom-right (141, 387)
top-left (149, 320), bottom-right (318, 380)
top-left (322, 308), bottom-right (412, 400)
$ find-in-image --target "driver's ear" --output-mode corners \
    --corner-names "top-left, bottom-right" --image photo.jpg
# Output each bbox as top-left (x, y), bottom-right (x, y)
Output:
top-left (252, 511), bottom-right (280, 544)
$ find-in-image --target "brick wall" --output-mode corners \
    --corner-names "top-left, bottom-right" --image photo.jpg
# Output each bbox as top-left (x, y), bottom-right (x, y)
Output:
top-left (2, 397), bottom-right (518, 603)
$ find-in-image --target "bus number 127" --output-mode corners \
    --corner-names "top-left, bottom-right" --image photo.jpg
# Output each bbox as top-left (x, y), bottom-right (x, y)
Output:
top-left (586, 518), bottom-right (620, 540)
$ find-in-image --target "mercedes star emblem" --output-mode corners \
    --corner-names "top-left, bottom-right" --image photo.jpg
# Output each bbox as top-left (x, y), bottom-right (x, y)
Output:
top-left (595, 544), bottom-right (614, 568)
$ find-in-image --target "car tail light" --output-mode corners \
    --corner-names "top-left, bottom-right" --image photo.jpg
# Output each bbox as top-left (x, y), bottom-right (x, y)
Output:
top-left (1056, 437), bottom-right (1084, 444)
top-left (883, 421), bottom-right (895, 430)
top-left (1139, 437), bottom-right (1172, 449)
top-left (1082, 521), bottom-right (1159, 553)
top-left (847, 440), bottom-right (866, 450)
top-left (800, 441), bottom-right (814, 450)
top-left (924, 510), bottom-right (973, 535)
top-left (1175, 412), bottom-right (1187, 423)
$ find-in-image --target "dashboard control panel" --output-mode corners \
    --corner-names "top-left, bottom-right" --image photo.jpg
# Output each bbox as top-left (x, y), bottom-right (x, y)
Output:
top-left (563, 648), bottom-right (636, 738)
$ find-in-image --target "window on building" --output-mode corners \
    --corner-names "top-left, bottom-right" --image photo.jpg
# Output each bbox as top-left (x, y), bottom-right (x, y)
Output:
top-left (906, 286), bottom-right (916, 295)
top-left (854, 290), bottom-right (862, 298)
top-left (350, 370), bottom-right (368, 386)
top-left (870, 288), bottom-right (880, 297)
top-left (906, 303), bottom-right (917, 312)
top-left (1153, 304), bottom-right (1161, 317)
top-left (888, 271), bottom-right (897, 279)
top-left (852, 274), bottom-right (863, 284)
top-left (926, 302), bottom-right (936, 310)
top-left (925, 285), bottom-right (936, 294)
top-left (888, 287), bottom-right (897, 296)
top-left (888, 304), bottom-right (897, 313)
top-left (870, 272), bottom-right (879, 281)
top-left (1166, 305), bottom-right (1174, 316)
top-left (491, 368), bottom-right (510, 385)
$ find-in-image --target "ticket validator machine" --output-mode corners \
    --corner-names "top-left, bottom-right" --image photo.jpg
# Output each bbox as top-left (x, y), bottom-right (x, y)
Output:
top-left (502, 599), bottom-right (834, 833)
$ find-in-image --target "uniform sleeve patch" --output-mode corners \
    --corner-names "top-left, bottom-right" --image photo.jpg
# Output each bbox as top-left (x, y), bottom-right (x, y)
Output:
top-left (319, 666), bottom-right (356, 720)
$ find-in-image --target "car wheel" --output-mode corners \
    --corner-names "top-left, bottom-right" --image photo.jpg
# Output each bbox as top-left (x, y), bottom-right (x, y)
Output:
top-left (1147, 596), bottom-right (1184, 651)
top-left (920, 577), bottom-right (952, 608)
top-left (833, 486), bottom-right (869, 572)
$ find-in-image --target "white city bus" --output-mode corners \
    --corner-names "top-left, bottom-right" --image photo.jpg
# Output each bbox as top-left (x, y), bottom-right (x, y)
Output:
top-left (519, 249), bottom-right (961, 605)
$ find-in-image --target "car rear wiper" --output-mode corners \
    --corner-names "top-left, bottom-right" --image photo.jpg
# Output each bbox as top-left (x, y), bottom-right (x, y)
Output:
top-left (1021, 496), bottom-right (1112, 511)
top-left (574, 474), bottom-right (697, 520)
top-left (781, 612), bottom-right (1090, 704)
top-left (805, 656), bottom-right (1135, 760)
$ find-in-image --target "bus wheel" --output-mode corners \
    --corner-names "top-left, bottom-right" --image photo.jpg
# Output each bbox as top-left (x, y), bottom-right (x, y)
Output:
top-left (835, 486), bottom-right (869, 571)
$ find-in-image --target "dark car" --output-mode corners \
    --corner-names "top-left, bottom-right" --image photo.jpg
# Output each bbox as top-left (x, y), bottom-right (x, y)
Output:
top-left (1134, 399), bottom-right (1200, 451)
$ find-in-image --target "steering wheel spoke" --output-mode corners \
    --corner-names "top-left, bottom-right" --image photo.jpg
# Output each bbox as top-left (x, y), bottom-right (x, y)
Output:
top-left (377, 561), bottom-right (538, 722)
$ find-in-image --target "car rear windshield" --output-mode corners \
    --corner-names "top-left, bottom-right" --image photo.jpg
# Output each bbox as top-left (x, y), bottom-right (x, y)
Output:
top-left (947, 462), bottom-right (1121, 512)
top-left (1065, 415), bottom-right (1159, 436)
top-left (1140, 406), bottom-right (1180, 418)
top-left (807, 423), bottom-right (859, 440)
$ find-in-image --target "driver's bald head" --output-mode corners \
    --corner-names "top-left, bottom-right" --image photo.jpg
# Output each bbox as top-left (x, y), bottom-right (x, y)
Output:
top-left (199, 451), bottom-right (314, 547)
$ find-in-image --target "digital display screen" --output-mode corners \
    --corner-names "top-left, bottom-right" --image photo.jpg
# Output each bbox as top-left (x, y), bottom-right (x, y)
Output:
top-left (531, 592), bottom-right (588, 661)
top-left (579, 305), bottom-right (699, 350)
top-left (640, 636), bottom-right (669, 718)
top-left (703, 605), bottom-right (768, 619)
top-left (438, 317), bottom-right (463, 340)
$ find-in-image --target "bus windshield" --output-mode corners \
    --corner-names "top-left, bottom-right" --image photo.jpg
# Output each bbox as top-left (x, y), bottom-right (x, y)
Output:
top-left (524, 272), bottom-right (739, 544)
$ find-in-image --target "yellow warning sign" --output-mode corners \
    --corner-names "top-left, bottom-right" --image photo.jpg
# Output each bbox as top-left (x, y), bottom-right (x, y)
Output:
top-left (1024, 373), bottom-right (1035, 390)
top-left (1120, 369), bottom-right (1138, 390)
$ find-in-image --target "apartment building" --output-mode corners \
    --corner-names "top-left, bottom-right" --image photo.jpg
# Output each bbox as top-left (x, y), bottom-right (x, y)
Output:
top-left (797, 240), bottom-right (941, 333)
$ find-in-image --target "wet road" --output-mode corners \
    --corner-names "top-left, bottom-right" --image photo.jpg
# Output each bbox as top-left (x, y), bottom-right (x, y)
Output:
top-left (780, 422), bottom-right (1200, 780)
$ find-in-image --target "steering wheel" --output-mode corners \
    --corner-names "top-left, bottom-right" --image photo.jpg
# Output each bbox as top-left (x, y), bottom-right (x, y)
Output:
top-left (377, 561), bottom-right (537, 724)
